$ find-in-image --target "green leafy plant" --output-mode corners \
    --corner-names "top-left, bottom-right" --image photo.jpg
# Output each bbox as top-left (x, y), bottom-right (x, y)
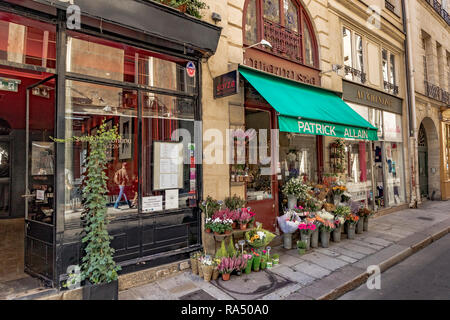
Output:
top-left (155, 0), bottom-right (208, 19)
top-left (54, 119), bottom-right (121, 284)
top-left (215, 240), bottom-right (228, 259)
top-left (226, 236), bottom-right (236, 258)
top-left (199, 196), bottom-right (222, 218)
top-left (224, 194), bottom-right (247, 211)
top-left (297, 240), bottom-right (307, 250)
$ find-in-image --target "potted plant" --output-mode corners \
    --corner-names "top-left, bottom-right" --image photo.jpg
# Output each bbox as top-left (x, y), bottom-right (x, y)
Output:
top-left (243, 254), bottom-right (253, 274)
top-left (238, 208), bottom-right (254, 230)
top-left (204, 218), bottom-right (213, 233)
top-left (190, 251), bottom-right (201, 275)
top-left (260, 255), bottom-right (267, 270)
top-left (199, 196), bottom-right (223, 219)
top-left (224, 194), bottom-right (247, 211)
top-left (55, 121), bottom-right (122, 300)
top-left (156, 0), bottom-right (208, 18)
top-left (334, 205), bottom-right (351, 233)
top-left (272, 254), bottom-right (280, 265)
top-left (297, 240), bottom-right (307, 255)
top-left (212, 259), bottom-right (220, 281)
top-left (218, 257), bottom-right (235, 281)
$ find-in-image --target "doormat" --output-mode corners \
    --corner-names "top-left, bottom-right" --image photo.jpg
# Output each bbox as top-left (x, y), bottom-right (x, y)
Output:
top-left (179, 289), bottom-right (217, 300)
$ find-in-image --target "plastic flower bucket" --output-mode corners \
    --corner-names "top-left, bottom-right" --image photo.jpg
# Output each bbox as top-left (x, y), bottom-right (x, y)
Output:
top-left (252, 255), bottom-right (261, 271)
top-left (244, 258), bottom-right (253, 274)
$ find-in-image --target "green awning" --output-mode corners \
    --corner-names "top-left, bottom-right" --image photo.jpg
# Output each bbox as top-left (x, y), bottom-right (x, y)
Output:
top-left (239, 66), bottom-right (378, 141)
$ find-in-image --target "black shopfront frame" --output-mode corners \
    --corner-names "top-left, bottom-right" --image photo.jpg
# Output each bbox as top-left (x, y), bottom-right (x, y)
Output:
top-left (1, 0), bottom-right (220, 288)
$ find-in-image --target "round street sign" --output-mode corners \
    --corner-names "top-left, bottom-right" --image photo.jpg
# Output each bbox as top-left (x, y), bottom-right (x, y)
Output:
top-left (186, 61), bottom-right (196, 78)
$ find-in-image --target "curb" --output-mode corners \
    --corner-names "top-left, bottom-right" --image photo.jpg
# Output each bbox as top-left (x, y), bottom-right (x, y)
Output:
top-left (316, 225), bottom-right (450, 300)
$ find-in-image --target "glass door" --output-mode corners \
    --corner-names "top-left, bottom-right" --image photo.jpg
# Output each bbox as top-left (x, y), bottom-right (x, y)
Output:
top-left (24, 75), bottom-right (56, 284)
top-left (244, 107), bottom-right (278, 231)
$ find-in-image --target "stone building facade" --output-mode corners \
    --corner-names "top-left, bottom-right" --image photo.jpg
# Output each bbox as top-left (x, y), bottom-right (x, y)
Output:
top-left (405, 0), bottom-right (450, 201)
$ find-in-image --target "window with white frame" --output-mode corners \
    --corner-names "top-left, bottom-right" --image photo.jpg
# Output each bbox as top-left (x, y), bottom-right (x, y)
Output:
top-left (382, 49), bottom-right (398, 95)
top-left (342, 27), bottom-right (366, 84)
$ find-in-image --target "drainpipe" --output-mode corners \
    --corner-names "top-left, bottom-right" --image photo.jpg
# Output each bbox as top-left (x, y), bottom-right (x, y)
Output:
top-left (402, 0), bottom-right (420, 207)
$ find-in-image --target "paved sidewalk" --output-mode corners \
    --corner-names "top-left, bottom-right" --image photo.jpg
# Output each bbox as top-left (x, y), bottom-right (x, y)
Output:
top-left (119, 201), bottom-right (450, 300)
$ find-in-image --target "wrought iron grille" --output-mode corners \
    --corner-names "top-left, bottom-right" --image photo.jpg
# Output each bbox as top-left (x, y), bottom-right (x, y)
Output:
top-left (263, 20), bottom-right (302, 62)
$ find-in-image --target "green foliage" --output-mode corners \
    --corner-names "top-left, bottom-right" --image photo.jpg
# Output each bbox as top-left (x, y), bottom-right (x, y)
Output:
top-left (224, 194), bottom-right (246, 211)
top-left (54, 119), bottom-right (121, 284)
top-left (199, 196), bottom-right (222, 218)
top-left (215, 240), bottom-right (227, 259)
top-left (297, 240), bottom-right (307, 249)
top-left (282, 178), bottom-right (310, 201)
top-left (226, 235), bottom-right (236, 258)
top-left (155, 0), bottom-right (208, 19)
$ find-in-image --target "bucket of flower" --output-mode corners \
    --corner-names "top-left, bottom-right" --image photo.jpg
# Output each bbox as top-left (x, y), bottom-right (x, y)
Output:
top-left (297, 240), bottom-right (307, 255)
top-left (358, 207), bottom-right (374, 231)
top-left (345, 214), bottom-right (359, 239)
top-left (317, 210), bottom-right (336, 248)
top-left (297, 220), bottom-right (315, 251)
top-left (277, 209), bottom-right (301, 249)
top-left (333, 216), bottom-right (345, 242)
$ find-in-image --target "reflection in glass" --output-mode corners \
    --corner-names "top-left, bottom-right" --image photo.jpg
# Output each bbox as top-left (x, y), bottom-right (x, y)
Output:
top-left (67, 32), bottom-right (195, 93)
top-left (0, 142), bottom-right (10, 215)
top-left (284, 0), bottom-right (298, 32)
top-left (0, 14), bottom-right (56, 69)
top-left (385, 142), bottom-right (405, 206)
top-left (64, 80), bottom-right (138, 223)
top-left (342, 27), bottom-right (352, 80)
top-left (304, 22), bottom-right (315, 66)
top-left (280, 133), bottom-right (317, 183)
top-left (141, 92), bottom-right (197, 211)
top-left (245, 0), bottom-right (258, 44)
top-left (263, 0), bottom-right (280, 23)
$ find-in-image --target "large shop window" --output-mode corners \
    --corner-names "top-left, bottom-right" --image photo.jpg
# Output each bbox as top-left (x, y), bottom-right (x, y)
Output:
top-left (0, 12), bottom-right (56, 69)
top-left (280, 133), bottom-right (317, 183)
top-left (64, 80), bottom-right (139, 222)
top-left (66, 32), bottom-right (196, 93)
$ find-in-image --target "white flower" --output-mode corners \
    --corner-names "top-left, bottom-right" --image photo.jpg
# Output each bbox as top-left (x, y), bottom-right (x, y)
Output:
top-left (257, 231), bottom-right (266, 239)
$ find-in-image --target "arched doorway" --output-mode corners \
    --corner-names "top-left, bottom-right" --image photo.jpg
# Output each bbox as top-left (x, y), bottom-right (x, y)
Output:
top-left (418, 123), bottom-right (428, 198)
top-left (417, 117), bottom-right (441, 200)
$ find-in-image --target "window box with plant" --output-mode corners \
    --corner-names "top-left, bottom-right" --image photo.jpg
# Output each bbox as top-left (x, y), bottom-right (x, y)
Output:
top-left (155, 0), bottom-right (208, 19)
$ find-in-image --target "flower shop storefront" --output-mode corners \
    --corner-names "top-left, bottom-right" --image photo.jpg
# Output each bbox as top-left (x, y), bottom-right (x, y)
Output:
top-left (0, 0), bottom-right (220, 288)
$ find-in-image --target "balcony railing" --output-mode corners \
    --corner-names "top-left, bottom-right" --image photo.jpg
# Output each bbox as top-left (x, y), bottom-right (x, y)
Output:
top-left (384, 81), bottom-right (399, 95)
top-left (263, 20), bottom-right (302, 62)
top-left (344, 65), bottom-right (367, 84)
top-left (424, 81), bottom-right (450, 104)
top-left (424, 0), bottom-right (450, 26)
top-left (385, 0), bottom-right (396, 13)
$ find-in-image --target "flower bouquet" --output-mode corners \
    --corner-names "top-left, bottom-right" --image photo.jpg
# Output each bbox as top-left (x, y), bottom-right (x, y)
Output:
top-left (251, 249), bottom-right (262, 271)
top-left (190, 251), bottom-right (201, 275)
top-left (345, 213), bottom-right (359, 239)
top-left (201, 258), bottom-right (214, 282)
top-left (277, 209), bottom-right (301, 234)
top-left (212, 258), bottom-right (221, 280)
top-left (245, 225), bottom-right (275, 248)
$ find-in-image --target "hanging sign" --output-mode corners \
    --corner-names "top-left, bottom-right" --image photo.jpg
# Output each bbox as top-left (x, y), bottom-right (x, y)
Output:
top-left (186, 61), bottom-right (196, 78)
top-left (213, 70), bottom-right (239, 99)
top-left (0, 77), bottom-right (21, 92)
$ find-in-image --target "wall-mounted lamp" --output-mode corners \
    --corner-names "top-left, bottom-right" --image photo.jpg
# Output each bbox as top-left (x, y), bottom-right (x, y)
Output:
top-left (211, 12), bottom-right (221, 23)
top-left (320, 64), bottom-right (343, 76)
top-left (243, 39), bottom-right (273, 52)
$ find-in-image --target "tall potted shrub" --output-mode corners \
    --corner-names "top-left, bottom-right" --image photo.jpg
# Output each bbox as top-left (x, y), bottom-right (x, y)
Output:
top-left (57, 120), bottom-right (121, 300)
